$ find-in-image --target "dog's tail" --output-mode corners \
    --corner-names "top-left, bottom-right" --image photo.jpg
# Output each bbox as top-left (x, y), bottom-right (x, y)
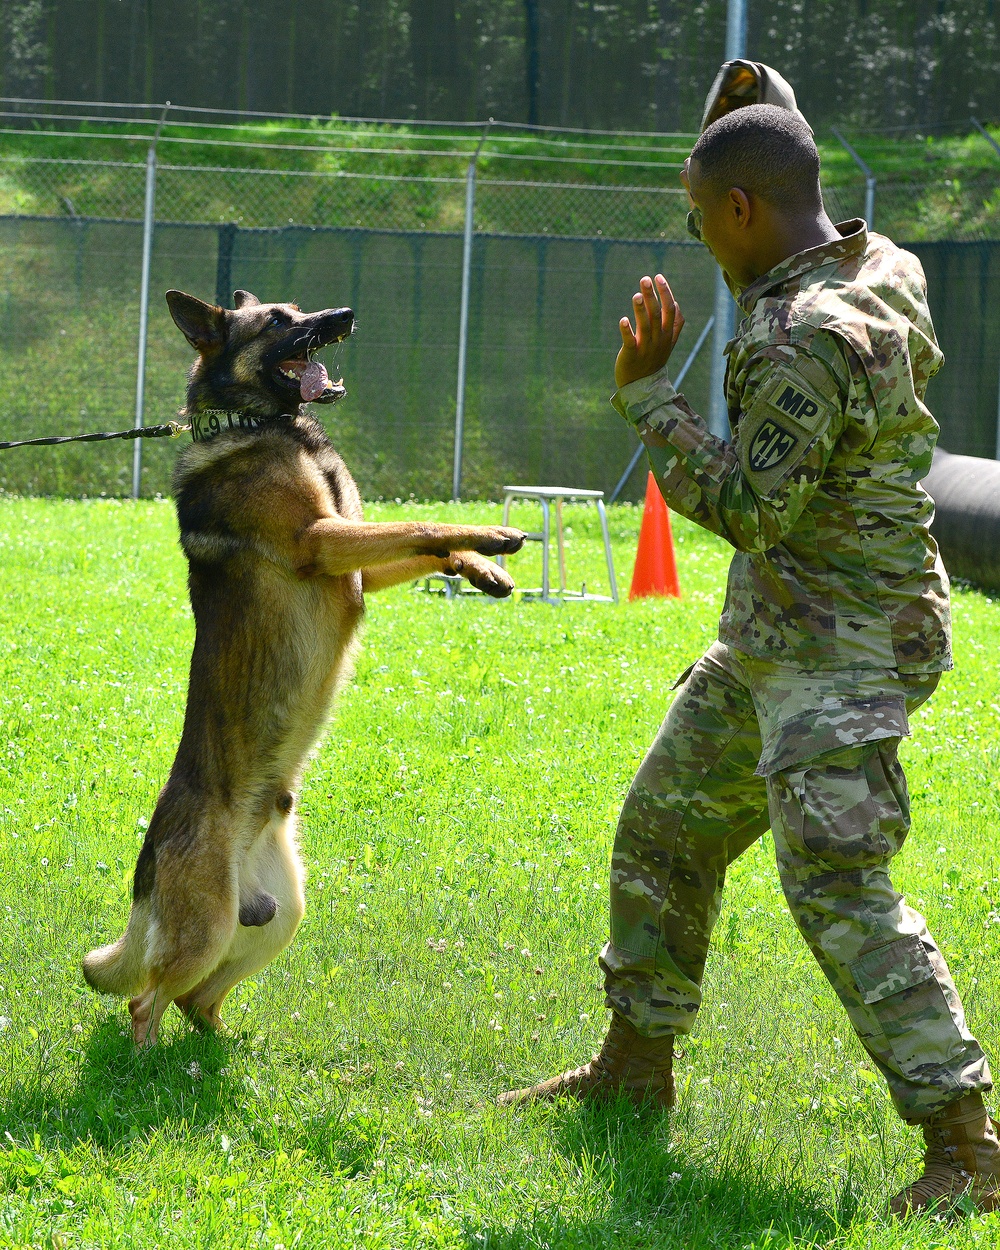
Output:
top-left (82, 901), bottom-right (151, 996)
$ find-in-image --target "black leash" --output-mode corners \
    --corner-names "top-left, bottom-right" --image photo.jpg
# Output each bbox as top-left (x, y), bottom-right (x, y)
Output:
top-left (0, 420), bottom-right (189, 451)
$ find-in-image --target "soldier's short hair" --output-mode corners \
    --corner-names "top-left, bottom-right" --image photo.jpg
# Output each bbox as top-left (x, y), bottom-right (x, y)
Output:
top-left (690, 103), bottom-right (822, 213)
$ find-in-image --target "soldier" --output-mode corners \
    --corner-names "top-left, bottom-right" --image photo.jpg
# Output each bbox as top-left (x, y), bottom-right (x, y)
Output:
top-left (498, 103), bottom-right (1000, 1218)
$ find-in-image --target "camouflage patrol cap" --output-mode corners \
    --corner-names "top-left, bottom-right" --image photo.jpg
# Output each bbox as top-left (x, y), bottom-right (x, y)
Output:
top-left (700, 59), bottom-right (812, 135)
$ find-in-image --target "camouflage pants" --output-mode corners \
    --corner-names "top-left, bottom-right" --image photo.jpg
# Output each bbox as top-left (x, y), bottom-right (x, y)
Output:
top-left (600, 641), bottom-right (991, 1119)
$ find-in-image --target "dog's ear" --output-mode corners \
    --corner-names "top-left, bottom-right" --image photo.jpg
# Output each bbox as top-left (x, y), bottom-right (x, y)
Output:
top-left (165, 290), bottom-right (226, 353)
top-left (233, 290), bottom-right (260, 309)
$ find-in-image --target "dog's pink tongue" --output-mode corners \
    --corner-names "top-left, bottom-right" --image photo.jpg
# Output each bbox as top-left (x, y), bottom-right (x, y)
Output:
top-left (299, 360), bottom-right (329, 402)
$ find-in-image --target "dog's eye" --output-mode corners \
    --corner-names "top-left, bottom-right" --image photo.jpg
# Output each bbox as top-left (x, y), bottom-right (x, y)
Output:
top-left (267, 312), bottom-right (285, 329)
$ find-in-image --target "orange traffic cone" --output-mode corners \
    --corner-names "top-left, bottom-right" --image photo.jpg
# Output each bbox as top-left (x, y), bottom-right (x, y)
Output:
top-left (629, 471), bottom-right (681, 600)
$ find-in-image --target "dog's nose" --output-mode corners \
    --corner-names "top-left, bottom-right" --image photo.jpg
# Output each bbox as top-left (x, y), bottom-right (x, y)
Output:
top-left (315, 307), bottom-right (354, 341)
top-left (313, 307), bottom-right (354, 345)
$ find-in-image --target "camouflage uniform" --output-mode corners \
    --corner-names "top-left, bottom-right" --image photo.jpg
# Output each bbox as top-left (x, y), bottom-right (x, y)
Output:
top-left (607, 220), bottom-right (991, 1119)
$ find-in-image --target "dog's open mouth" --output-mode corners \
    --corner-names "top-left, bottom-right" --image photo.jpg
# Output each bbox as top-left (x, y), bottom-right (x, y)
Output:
top-left (273, 353), bottom-right (347, 404)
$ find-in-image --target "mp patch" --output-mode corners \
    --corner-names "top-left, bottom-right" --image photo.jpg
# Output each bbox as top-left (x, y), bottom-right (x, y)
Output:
top-left (771, 382), bottom-right (821, 424)
top-left (748, 419), bottom-right (797, 472)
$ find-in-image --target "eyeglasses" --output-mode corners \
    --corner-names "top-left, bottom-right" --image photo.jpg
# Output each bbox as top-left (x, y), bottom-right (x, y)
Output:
top-left (686, 206), bottom-right (703, 243)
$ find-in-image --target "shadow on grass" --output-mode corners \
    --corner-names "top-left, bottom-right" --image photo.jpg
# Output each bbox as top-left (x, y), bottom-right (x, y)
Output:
top-left (264, 1102), bottom-right (394, 1179)
top-left (3, 1016), bottom-right (377, 1179)
top-left (462, 1099), bottom-right (849, 1250)
top-left (1, 1019), bottom-right (241, 1150)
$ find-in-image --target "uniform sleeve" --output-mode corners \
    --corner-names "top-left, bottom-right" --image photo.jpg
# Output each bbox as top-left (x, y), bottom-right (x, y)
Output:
top-left (611, 336), bottom-right (851, 553)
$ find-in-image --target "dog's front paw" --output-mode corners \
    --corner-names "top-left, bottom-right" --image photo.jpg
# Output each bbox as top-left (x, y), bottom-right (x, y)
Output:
top-left (474, 527), bottom-right (526, 557)
top-left (449, 552), bottom-right (516, 598)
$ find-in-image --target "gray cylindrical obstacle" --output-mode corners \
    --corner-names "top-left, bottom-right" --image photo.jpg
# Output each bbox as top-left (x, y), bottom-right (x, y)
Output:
top-left (923, 448), bottom-right (1000, 592)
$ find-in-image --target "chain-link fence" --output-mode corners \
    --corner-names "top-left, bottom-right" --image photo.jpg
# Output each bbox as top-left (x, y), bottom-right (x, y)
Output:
top-left (875, 174), bottom-right (1000, 244)
top-left (0, 149), bottom-right (713, 501)
top-left (0, 213), bottom-right (719, 499)
top-left (0, 141), bottom-right (997, 500)
top-left (0, 155), bottom-right (695, 239)
top-left (5, 146), bottom-right (994, 244)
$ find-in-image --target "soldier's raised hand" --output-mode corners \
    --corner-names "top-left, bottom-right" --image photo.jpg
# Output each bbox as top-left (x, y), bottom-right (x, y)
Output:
top-left (615, 274), bottom-right (684, 389)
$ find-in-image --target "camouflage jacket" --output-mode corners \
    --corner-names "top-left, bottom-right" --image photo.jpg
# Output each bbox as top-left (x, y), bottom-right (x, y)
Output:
top-left (612, 220), bottom-right (951, 672)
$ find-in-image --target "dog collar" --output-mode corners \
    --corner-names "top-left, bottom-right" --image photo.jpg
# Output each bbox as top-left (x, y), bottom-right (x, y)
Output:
top-left (190, 410), bottom-right (294, 443)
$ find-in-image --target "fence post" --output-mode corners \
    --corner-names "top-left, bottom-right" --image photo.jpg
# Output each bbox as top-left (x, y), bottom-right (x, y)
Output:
top-left (725, 0), bottom-right (747, 66)
top-left (452, 122), bottom-right (492, 502)
top-left (971, 117), bottom-right (1000, 160)
top-left (132, 103), bottom-right (170, 501)
top-left (708, 275), bottom-right (736, 441)
top-left (996, 359), bottom-right (1000, 462)
top-left (831, 127), bottom-right (876, 229)
top-left (973, 113), bottom-right (1000, 454)
top-left (215, 222), bottom-right (238, 308)
top-left (707, 0), bottom-right (747, 442)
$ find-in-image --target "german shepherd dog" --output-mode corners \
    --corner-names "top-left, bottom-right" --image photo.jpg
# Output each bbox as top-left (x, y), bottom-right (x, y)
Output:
top-left (83, 288), bottom-right (525, 1046)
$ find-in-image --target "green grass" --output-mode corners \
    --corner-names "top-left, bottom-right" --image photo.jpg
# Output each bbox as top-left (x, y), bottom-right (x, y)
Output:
top-left (1, 117), bottom-right (997, 238)
top-left (1, 116), bottom-right (997, 187)
top-left (2, 497), bottom-right (1000, 1248)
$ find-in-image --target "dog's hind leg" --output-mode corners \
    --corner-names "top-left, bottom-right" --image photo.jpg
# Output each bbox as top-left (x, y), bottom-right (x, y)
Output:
top-left (174, 802), bottom-right (305, 1031)
top-left (128, 983), bottom-right (173, 1049)
top-left (128, 839), bottom-right (241, 1047)
top-left (130, 913), bottom-right (237, 1046)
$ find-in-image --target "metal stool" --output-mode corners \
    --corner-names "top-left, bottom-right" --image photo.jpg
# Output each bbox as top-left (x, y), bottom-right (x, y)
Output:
top-left (415, 571), bottom-right (479, 599)
top-left (498, 486), bottom-right (618, 604)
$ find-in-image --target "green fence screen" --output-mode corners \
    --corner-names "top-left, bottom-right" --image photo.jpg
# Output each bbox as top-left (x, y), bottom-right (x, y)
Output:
top-left (0, 216), bottom-right (995, 500)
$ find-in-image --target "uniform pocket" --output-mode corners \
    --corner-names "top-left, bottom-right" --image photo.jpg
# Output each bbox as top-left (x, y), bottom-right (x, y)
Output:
top-left (777, 743), bottom-right (891, 870)
top-left (850, 935), bottom-right (965, 1076)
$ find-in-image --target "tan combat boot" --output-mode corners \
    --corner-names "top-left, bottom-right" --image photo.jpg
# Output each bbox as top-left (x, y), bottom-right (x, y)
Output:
top-left (889, 1092), bottom-right (1000, 1217)
top-left (497, 1011), bottom-right (676, 1109)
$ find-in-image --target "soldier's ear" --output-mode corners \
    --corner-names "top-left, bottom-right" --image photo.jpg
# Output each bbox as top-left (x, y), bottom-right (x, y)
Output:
top-left (165, 290), bottom-right (227, 353)
top-left (233, 290), bottom-right (260, 309)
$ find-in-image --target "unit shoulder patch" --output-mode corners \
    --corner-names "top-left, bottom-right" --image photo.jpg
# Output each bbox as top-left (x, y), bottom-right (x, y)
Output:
top-left (737, 357), bottom-right (841, 498)
top-left (748, 419), bottom-right (798, 472)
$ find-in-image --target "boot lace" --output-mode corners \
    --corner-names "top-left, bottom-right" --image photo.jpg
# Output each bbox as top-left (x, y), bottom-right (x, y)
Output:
top-left (901, 1129), bottom-right (972, 1209)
